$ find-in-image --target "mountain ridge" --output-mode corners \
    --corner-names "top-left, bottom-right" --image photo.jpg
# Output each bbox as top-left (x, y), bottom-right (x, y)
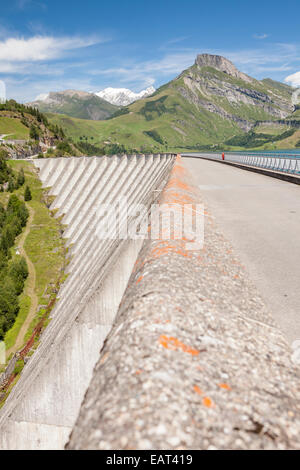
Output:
top-left (95, 86), bottom-right (156, 106)
top-left (46, 54), bottom-right (299, 152)
top-left (27, 90), bottom-right (119, 121)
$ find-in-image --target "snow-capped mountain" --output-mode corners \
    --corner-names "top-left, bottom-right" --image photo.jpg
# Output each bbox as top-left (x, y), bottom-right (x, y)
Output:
top-left (95, 86), bottom-right (156, 106)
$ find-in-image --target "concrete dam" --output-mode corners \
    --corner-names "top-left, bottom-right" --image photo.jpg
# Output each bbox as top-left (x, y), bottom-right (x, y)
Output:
top-left (0, 154), bottom-right (300, 450)
top-left (0, 154), bottom-right (174, 449)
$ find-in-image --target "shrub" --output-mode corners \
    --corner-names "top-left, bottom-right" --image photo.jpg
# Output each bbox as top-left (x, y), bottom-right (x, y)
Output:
top-left (56, 141), bottom-right (72, 155)
top-left (143, 129), bottom-right (165, 145)
top-left (17, 168), bottom-right (25, 188)
top-left (14, 359), bottom-right (24, 375)
top-left (107, 107), bottom-right (130, 119)
top-left (24, 186), bottom-right (32, 201)
top-left (0, 157), bottom-right (12, 184)
top-left (0, 149), bottom-right (9, 160)
top-left (8, 257), bottom-right (28, 295)
top-left (226, 129), bottom-right (296, 148)
top-left (29, 125), bottom-right (40, 141)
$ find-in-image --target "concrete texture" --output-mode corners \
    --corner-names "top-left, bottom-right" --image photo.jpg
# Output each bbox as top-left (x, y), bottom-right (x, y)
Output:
top-left (183, 157), bottom-right (300, 344)
top-left (67, 157), bottom-right (300, 450)
top-left (0, 154), bottom-right (174, 450)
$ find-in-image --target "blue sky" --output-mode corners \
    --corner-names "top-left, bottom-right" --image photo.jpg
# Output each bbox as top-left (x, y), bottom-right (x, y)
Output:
top-left (1, 0), bottom-right (300, 102)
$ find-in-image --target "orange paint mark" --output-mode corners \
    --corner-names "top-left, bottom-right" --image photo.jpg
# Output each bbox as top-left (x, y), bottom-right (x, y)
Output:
top-left (193, 385), bottom-right (203, 395)
top-left (159, 335), bottom-right (199, 356)
top-left (149, 240), bottom-right (192, 260)
top-left (159, 335), bottom-right (178, 351)
top-left (202, 397), bottom-right (214, 408)
top-left (135, 370), bottom-right (143, 375)
top-left (136, 276), bottom-right (143, 284)
top-left (218, 383), bottom-right (231, 391)
top-left (153, 318), bottom-right (171, 324)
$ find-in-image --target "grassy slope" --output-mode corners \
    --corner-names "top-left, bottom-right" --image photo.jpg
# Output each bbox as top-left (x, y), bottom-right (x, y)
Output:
top-left (46, 113), bottom-right (107, 144)
top-left (2, 161), bottom-right (65, 353)
top-left (291, 108), bottom-right (300, 119)
top-left (47, 67), bottom-right (295, 152)
top-left (275, 129), bottom-right (300, 149)
top-left (253, 123), bottom-right (289, 135)
top-left (35, 94), bottom-right (118, 120)
top-left (48, 88), bottom-right (244, 152)
top-left (48, 75), bottom-right (290, 151)
top-left (261, 78), bottom-right (293, 99)
top-left (0, 116), bottom-right (30, 140)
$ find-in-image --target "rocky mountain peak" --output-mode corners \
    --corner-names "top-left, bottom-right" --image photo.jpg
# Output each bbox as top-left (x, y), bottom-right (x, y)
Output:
top-left (51, 90), bottom-right (92, 99)
top-left (95, 86), bottom-right (156, 106)
top-left (195, 53), bottom-right (253, 83)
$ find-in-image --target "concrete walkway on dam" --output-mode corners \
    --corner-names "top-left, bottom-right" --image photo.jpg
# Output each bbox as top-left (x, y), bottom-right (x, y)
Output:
top-left (68, 156), bottom-right (300, 450)
top-left (183, 157), bottom-right (300, 344)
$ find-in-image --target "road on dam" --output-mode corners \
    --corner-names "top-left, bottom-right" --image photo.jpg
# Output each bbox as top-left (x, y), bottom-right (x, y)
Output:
top-left (183, 157), bottom-right (300, 344)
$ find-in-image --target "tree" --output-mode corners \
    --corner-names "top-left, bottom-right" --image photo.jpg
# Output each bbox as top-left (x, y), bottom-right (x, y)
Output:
top-left (56, 141), bottom-right (71, 155)
top-left (0, 149), bottom-right (9, 160)
top-left (24, 186), bottom-right (32, 201)
top-left (17, 168), bottom-right (25, 187)
top-left (0, 280), bottom-right (19, 337)
top-left (7, 194), bottom-right (29, 227)
top-left (0, 203), bottom-right (5, 228)
top-left (0, 156), bottom-right (12, 184)
top-left (8, 257), bottom-right (28, 295)
top-left (8, 178), bottom-right (15, 193)
top-left (29, 125), bottom-right (40, 141)
top-left (0, 193), bottom-right (30, 338)
top-left (2, 225), bottom-right (15, 249)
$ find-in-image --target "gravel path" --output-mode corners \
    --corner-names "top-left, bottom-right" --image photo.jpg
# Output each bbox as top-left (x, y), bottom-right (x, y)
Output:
top-left (67, 157), bottom-right (300, 450)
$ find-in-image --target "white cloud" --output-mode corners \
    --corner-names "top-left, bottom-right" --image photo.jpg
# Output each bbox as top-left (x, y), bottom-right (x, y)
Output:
top-left (5, 74), bottom-right (96, 102)
top-left (4, 36), bottom-right (300, 102)
top-left (87, 44), bottom-right (300, 91)
top-left (212, 43), bottom-right (300, 78)
top-left (0, 35), bottom-right (100, 62)
top-left (285, 71), bottom-right (300, 87)
top-left (90, 52), bottom-right (196, 89)
top-left (253, 33), bottom-right (269, 40)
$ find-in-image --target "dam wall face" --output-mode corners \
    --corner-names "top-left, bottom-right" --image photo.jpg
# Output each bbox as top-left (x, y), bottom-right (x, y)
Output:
top-left (0, 155), bottom-right (175, 450)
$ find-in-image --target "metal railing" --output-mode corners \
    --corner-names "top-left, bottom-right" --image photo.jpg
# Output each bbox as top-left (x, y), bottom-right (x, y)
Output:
top-left (183, 152), bottom-right (300, 176)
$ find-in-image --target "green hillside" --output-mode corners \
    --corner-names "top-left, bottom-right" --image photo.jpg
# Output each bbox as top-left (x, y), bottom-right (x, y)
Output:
top-left (47, 89), bottom-right (244, 152)
top-left (0, 116), bottom-right (30, 140)
top-left (261, 78), bottom-right (293, 99)
top-left (47, 55), bottom-right (296, 152)
top-left (0, 100), bottom-right (82, 158)
top-left (28, 90), bottom-right (119, 121)
top-left (291, 107), bottom-right (300, 119)
top-left (45, 113), bottom-right (107, 144)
